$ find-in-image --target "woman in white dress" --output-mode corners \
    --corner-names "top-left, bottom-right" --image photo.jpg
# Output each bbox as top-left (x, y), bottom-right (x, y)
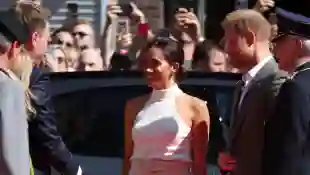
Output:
top-left (123, 35), bottom-right (210, 175)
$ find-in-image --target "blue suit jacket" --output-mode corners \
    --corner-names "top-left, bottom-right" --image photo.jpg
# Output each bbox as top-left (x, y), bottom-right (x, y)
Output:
top-left (263, 62), bottom-right (310, 175)
top-left (29, 68), bottom-right (80, 174)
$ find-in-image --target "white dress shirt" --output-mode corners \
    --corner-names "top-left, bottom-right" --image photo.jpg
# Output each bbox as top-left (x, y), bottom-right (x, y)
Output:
top-left (239, 56), bottom-right (273, 107)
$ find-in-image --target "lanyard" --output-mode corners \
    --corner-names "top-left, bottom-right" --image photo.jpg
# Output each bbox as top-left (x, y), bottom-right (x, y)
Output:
top-left (0, 68), bottom-right (10, 77)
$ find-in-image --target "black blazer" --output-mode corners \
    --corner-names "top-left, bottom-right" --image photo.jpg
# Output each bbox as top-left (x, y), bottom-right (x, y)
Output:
top-left (28, 68), bottom-right (80, 175)
top-left (264, 62), bottom-right (310, 175)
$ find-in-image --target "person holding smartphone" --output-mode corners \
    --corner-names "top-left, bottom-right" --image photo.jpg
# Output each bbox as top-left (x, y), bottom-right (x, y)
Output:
top-left (102, 2), bottom-right (149, 69)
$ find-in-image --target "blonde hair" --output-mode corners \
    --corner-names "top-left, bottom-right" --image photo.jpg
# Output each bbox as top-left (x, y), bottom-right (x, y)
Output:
top-left (222, 9), bottom-right (271, 41)
top-left (11, 47), bottom-right (36, 118)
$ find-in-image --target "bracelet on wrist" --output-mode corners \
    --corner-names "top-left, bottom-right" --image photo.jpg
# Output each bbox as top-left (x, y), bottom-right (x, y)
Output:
top-left (137, 23), bottom-right (149, 36)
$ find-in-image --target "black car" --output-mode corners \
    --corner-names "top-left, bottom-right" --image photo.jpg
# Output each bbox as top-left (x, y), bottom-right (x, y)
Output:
top-left (49, 71), bottom-right (240, 175)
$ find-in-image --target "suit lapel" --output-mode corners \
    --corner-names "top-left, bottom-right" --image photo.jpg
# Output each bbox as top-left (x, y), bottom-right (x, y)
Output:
top-left (231, 59), bottom-right (278, 143)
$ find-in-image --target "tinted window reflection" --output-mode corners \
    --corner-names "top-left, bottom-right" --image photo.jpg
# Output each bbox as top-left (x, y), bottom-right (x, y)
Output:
top-left (54, 86), bottom-right (150, 157)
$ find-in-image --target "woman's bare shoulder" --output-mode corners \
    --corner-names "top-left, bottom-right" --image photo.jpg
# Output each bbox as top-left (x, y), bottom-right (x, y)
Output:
top-left (182, 93), bottom-right (209, 122)
top-left (182, 93), bottom-right (208, 107)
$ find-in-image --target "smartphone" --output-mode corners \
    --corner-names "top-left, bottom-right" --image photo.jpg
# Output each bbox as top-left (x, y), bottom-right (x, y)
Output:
top-left (67, 3), bottom-right (78, 18)
top-left (177, 0), bottom-right (197, 13)
top-left (119, 4), bottom-right (133, 16)
top-left (115, 18), bottom-right (130, 51)
top-left (67, 3), bottom-right (78, 13)
top-left (116, 18), bottom-right (130, 34)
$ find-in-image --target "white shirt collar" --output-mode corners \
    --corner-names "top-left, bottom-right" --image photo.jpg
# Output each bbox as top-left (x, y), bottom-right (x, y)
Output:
top-left (242, 56), bottom-right (273, 85)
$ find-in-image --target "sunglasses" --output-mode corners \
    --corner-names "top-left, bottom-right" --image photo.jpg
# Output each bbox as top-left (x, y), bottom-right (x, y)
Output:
top-left (56, 40), bottom-right (73, 48)
top-left (79, 45), bottom-right (89, 51)
top-left (57, 56), bottom-right (65, 63)
top-left (72, 31), bottom-right (88, 38)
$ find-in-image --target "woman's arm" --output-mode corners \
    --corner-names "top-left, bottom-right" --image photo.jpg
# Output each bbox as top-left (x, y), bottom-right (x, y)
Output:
top-left (123, 100), bottom-right (135, 175)
top-left (192, 99), bottom-right (210, 175)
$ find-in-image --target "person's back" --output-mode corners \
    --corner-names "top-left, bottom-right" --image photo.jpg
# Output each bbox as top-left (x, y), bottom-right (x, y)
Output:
top-left (265, 67), bottom-right (310, 175)
top-left (284, 68), bottom-right (310, 174)
top-left (0, 70), bottom-right (29, 175)
top-left (0, 5), bottom-right (41, 175)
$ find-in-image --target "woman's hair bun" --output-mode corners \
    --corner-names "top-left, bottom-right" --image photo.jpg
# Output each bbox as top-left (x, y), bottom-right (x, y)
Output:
top-left (143, 29), bottom-right (185, 80)
top-left (146, 29), bottom-right (184, 65)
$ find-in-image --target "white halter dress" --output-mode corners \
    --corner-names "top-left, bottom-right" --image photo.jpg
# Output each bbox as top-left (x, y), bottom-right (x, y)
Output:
top-left (130, 84), bottom-right (192, 175)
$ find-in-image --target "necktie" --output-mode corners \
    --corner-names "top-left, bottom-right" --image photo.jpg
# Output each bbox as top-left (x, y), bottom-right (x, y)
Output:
top-left (230, 80), bottom-right (245, 129)
top-left (238, 79), bottom-right (246, 109)
top-left (236, 80), bottom-right (245, 103)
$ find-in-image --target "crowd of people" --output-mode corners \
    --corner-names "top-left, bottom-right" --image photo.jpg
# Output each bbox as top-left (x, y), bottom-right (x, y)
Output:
top-left (0, 0), bottom-right (310, 174)
top-left (39, 1), bottom-right (236, 73)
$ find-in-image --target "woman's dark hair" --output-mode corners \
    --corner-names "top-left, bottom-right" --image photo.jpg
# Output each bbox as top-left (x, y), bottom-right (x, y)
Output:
top-left (141, 29), bottom-right (185, 80)
top-left (110, 52), bottom-right (132, 71)
top-left (50, 26), bottom-right (71, 44)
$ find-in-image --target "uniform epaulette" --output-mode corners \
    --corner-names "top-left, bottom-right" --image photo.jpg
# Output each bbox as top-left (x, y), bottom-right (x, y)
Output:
top-left (290, 68), bottom-right (310, 79)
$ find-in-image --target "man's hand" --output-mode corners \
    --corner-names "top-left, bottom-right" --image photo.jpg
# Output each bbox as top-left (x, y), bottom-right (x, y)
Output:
top-left (218, 152), bottom-right (236, 171)
top-left (253, 0), bottom-right (275, 12)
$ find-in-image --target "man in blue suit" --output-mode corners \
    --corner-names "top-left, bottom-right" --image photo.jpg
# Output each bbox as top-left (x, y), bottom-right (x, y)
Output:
top-left (9, 2), bottom-right (83, 174)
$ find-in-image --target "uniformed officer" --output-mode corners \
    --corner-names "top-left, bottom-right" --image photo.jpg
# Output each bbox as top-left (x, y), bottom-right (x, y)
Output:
top-left (263, 0), bottom-right (310, 175)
